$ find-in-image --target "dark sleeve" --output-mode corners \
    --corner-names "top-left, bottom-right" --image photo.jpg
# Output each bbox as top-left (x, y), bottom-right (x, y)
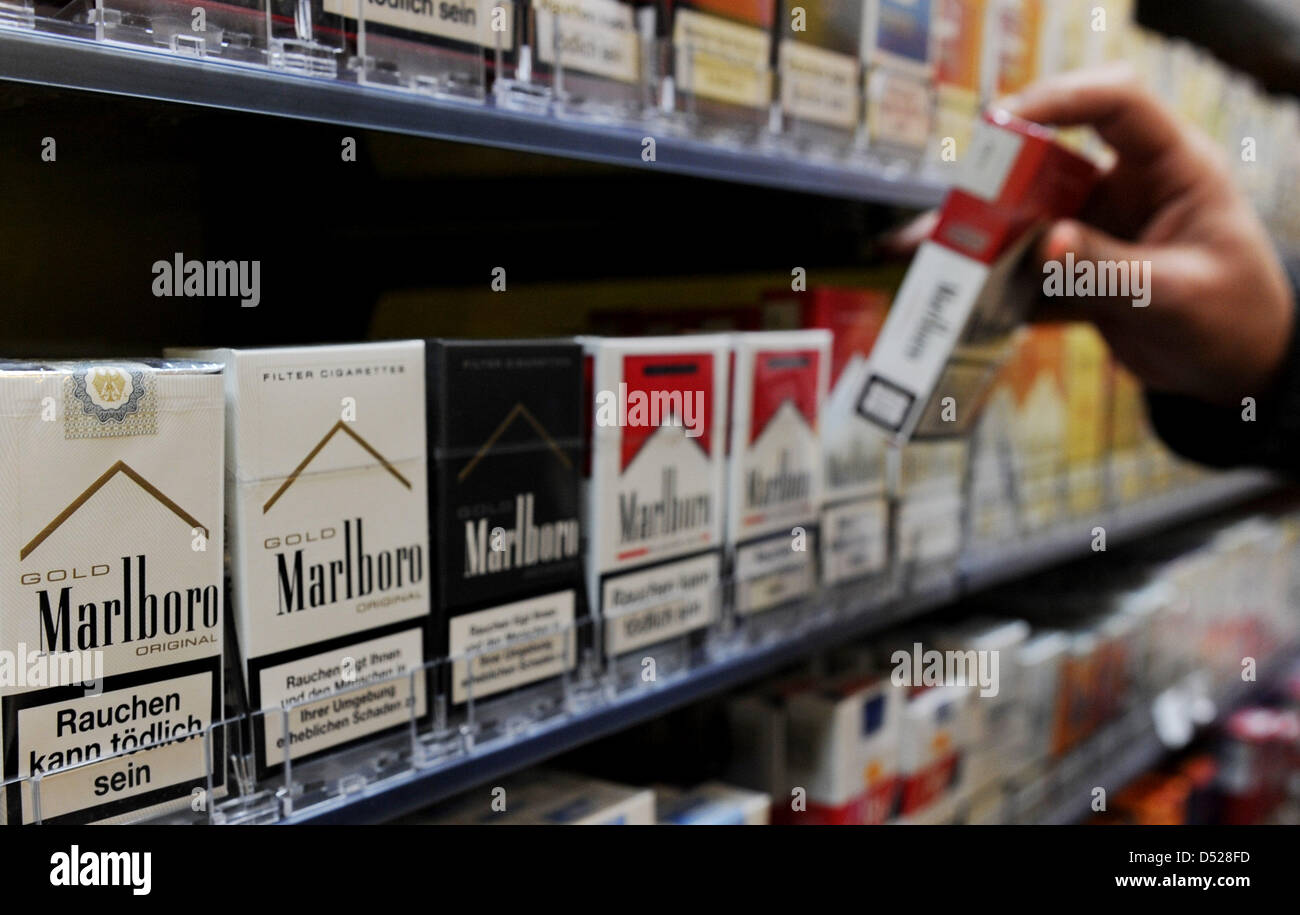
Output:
top-left (1145, 256), bottom-right (1300, 473)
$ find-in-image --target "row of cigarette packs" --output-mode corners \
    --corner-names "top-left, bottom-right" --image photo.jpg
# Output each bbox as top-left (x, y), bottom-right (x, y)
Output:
top-left (724, 514), bottom-right (1300, 825)
top-left (12, 0), bottom-right (1134, 158)
top-left (0, 326), bottom-right (890, 824)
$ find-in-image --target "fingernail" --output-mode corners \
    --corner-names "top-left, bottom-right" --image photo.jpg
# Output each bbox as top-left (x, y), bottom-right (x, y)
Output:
top-left (1045, 223), bottom-right (1080, 261)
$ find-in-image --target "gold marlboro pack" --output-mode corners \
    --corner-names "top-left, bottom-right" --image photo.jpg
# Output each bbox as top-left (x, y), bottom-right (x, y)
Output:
top-left (0, 359), bottom-right (225, 824)
top-left (173, 342), bottom-right (430, 774)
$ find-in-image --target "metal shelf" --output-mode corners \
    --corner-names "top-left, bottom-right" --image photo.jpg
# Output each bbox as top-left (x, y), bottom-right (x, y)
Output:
top-left (958, 470), bottom-right (1281, 592)
top-left (0, 27), bottom-right (948, 207)
top-left (272, 468), bottom-right (1278, 824)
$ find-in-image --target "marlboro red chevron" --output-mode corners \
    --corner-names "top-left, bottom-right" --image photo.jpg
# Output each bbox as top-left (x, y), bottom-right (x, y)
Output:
top-left (726, 330), bottom-right (831, 615)
top-left (582, 335), bottom-right (729, 658)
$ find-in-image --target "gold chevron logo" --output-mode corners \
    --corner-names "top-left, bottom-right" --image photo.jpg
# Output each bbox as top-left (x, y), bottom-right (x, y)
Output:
top-left (263, 420), bottom-right (411, 514)
top-left (457, 402), bottom-right (573, 483)
top-left (21, 461), bottom-right (208, 560)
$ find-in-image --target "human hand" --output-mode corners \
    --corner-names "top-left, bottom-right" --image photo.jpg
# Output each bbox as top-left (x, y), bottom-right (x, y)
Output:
top-left (888, 64), bottom-right (1295, 407)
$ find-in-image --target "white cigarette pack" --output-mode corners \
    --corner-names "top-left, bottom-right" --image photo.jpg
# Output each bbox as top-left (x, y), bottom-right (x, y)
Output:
top-left (174, 343), bottom-right (430, 772)
top-left (726, 331), bottom-right (831, 615)
top-left (781, 673), bottom-right (901, 824)
top-left (0, 359), bottom-right (225, 823)
top-left (582, 335), bottom-right (729, 658)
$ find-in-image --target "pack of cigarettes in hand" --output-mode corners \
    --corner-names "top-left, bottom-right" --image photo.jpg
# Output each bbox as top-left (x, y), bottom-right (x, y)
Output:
top-left (857, 109), bottom-right (1102, 444)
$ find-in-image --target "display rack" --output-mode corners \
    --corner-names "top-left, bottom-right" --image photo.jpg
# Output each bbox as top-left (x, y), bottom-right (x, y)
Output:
top-left (247, 468), bottom-right (1274, 825)
top-left (0, 27), bottom-right (947, 208)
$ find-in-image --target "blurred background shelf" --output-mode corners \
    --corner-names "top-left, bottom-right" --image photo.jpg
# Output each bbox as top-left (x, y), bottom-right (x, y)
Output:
top-left (1035, 643), bottom-right (1300, 826)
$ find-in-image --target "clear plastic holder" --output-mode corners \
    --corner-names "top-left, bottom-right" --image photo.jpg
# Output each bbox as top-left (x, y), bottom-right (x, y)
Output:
top-left (770, 38), bottom-right (861, 160)
top-left (59, 0), bottom-right (270, 62)
top-left (857, 62), bottom-right (934, 174)
top-left (0, 0), bottom-right (34, 30)
top-left (655, 8), bottom-right (773, 146)
top-left (493, 0), bottom-right (647, 120)
top-left (264, 0), bottom-right (346, 77)
top-left (600, 573), bottom-right (728, 694)
top-left (350, 0), bottom-right (496, 99)
top-left (890, 437), bottom-right (967, 596)
top-left (2, 706), bottom-right (246, 825)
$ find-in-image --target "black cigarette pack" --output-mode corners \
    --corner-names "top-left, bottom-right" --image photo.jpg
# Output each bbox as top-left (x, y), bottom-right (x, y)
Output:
top-left (426, 340), bottom-right (589, 708)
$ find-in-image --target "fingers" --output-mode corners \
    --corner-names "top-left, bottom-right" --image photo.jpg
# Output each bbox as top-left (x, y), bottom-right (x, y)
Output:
top-left (999, 63), bottom-right (1186, 167)
top-left (880, 209), bottom-right (939, 258)
top-left (1029, 219), bottom-right (1167, 322)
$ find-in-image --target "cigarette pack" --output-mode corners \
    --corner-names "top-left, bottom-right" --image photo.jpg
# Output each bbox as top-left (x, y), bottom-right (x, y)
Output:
top-left (725, 331), bottom-right (830, 615)
top-left (857, 110), bottom-right (1100, 445)
top-left (774, 0), bottom-right (864, 150)
top-left (174, 343), bottom-right (430, 772)
top-left (987, 0), bottom-right (1042, 98)
top-left (1009, 326), bottom-right (1066, 530)
top-left (779, 673), bottom-right (901, 824)
top-left (426, 340), bottom-right (587, 707)
top-left (496, 0), bottom-right (648, 118)
top-left (863, 0), bottom-right (935, 155)
top-left (966, 350), bottom-right (1019, 547)
top-left (1062, 323), bottom-right (1109, 516)
top-left (656, 781), bottom-right (771, 824)
top-left (933, 618), bottom-right (1029, 794)
top-left (896, 681), bottom-right (971, 816)
top-left (895, 438), bottom-right (966, 572)
top-left (1014, 630), bottom-right (1067, 770)
top-left (1107, 362), bottom-right (1149, 505)
top-left (659, 0), bottom-right (776, 140)
top-left (763, 288), bottom-right (891, 586)
top-left (581, 335), bottom-right (729, 660)
top-left (411, 770), bottom-right (656, 824)
top-left (1, 359), bottom-right (224, 823)
top-left (932, 0), bottom-right (992, 160)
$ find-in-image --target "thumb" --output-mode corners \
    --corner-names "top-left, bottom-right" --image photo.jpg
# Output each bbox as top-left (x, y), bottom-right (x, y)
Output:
top-left (1032, 219), bottom-right (1158, 321)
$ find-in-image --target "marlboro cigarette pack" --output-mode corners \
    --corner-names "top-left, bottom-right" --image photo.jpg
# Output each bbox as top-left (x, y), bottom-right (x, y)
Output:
top-left (763, 287), bottom-right (892, 585)
top-left (426, 340), bottom-right (587, 707)
top-left (582, 335), bottom-right (729, 659)
top-left (174, 342), bottom-right (430, 773)
top-left (856, 109), bottom-right (1101, 444)
top-left (726, 330), bottom-right (831, 615)
top-left (1, 359), bottom-right (225, 823)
